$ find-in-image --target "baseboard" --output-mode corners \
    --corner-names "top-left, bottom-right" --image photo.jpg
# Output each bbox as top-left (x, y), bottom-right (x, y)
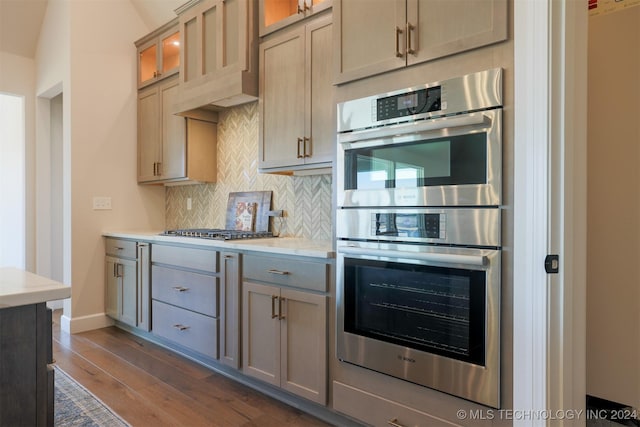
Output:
top-left (61, 312), bottom-right (114, 334)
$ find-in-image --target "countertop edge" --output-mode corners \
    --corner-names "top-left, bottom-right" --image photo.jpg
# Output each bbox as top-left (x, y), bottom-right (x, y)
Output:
top-left (102, 231), bottom-right (335, 259)
top-left (0, 268), bottom-right (71, 308)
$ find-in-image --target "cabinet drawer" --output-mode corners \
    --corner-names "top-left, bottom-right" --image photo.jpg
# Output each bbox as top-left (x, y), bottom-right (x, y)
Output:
top-left (152, 300), bottom-right (218, 359)
top-left (152, 244), bottom-right (217, 273)
top-left (243, 254), bottom-right (328, 292)
top-left (105, 238), bottom-right (137, 259)
top-left (333, 381), bottom-right (453, 427)
top-left (152, 266), bottom-right (218, 317)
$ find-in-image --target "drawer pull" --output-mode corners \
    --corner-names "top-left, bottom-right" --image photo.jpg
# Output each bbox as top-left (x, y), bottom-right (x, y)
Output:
top-left (172, 286), bottom-right (189, 292)
top-left (114, 247), bottom-right (124, 251)
top-left (278, 297), bottom-right (286, 320)
top-left (271, 295), bottom-right (278, 319)
top-left (224, 254), bottom-right (234, 259)
top-left (267, 269), bottom-right (289, 276)
top-left (388, 419), bottom-right (406, 427)
top-left (173, 324), bottom-right (190, 331)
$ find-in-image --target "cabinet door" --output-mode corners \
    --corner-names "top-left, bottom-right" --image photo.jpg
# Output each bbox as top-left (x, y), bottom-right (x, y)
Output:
top-left (159, 27), bottom-right (180, 79)
top-left (259, 0), bottom-right (332, 36)
top-left (305, 15), bottom-right (333, 165)
top-left (138, 38), bottom-right (159, 88)
top-left (407, 0), bottom-right (507, 66)
top-left (137, 86), bottom-right (161, 182)
top-left (137, 243), bottom-right (151, 332)
top-left (333, 0), bottom-right (406, 84)
top-left (259, 26), bottom-right (305, 169)
top-left (159, 78), bottom-right (187, 180)
top-left (220, 252), bottom-right (241, 368)
top-left (280, 288), bottom-right (327, 404)
top-left (105, 257), bottom-right (119, 320)
top-left (242, 281), bottom-right (281, 386)
top-left (119, 258), bottom-right (138, 327)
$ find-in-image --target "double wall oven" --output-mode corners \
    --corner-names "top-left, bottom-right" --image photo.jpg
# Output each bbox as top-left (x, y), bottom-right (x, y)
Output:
top-left (336, 68), bottom-right (503, 408)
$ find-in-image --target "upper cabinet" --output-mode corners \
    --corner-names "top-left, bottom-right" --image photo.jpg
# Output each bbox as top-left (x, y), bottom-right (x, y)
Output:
top-left (259, 13), bottom-right (333, 173)
top-left (334, 0), bottom-right (508, 84)
top-left (175, 0), bottom-right (259, 113)
top-left (138, 76), bottom-right (218, 184)
top-left (136, 19), bottom-right (180, 89)
top-left (259, 0), bottom-right (332, 36)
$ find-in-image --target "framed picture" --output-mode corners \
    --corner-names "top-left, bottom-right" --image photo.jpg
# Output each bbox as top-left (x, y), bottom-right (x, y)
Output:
top-left (225, 191), bottom-right (272, 232)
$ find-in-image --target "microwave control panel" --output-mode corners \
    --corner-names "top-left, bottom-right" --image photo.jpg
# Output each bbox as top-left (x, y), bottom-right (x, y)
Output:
top-left (375, 86), bottom-right (442, 121)
top-left (372, 212), bottom-right (446, 239)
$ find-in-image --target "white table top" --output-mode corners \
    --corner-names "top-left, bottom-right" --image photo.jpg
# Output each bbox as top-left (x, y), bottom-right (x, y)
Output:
top-left (0, 268), bottom-right (71, 308)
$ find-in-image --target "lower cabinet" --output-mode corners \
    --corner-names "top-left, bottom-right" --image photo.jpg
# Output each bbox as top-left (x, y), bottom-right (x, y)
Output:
top-left (220, 251), bottom-right (241, 369)
top-left (105, 238), bottom-right (150, 330)
top-left (242, 254), bottom-right (328, 405)
top-left (150, 244), bottom-right (220, 359)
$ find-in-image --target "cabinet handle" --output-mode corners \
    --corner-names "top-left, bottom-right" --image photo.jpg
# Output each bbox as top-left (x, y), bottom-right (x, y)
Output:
top-left (113, 263), bottom-right (117, 277)
top-left (267, 269), bottom-right (289, 275)
top-left (278, 297), bottom-right (286, 320)
top-left (172, 324), bottom-right (190, 331)
top-left (224, 254), bottom-right (234, 259)
top-left (271, 295), bottom-right (278, 319)
top-left (297, 137), bottom-right (304, 158)
top-left (156, 162), bottom-right (162, 176)
top-left (172, 286), bottom-right (189, 292)
top-left (114, 247), bottom-right (124, 251)
top-left (406, 22), bottom-right (415, 55)
top-left (388, 419), bottom-right (406, 427)
top-left (153, 162), bottom-right (157, 176)
top-left (115, 263), bottom-right (123, 278)
top-left (303, 137), bottom-right (311, 157)
top-left (297, 1), bottom-right (309, 14)
top-left (153, 70), bottom-right (158, 78)
top-left (395, 27), bottom-right (404, 58)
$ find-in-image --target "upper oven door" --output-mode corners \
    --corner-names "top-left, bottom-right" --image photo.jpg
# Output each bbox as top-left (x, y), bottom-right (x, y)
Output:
top-left (337, 108), bottom-right (501, 208)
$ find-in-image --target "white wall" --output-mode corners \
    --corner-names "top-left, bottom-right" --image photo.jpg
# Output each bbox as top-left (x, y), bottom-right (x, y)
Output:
top-left (0, 52), bottom-right (36, 271)
top-left (0, 94), bottom-right (25, 268)
top-left (587, 5), bottom-right (640, 409)
top-left (35, 0), bottom-right (165, 332)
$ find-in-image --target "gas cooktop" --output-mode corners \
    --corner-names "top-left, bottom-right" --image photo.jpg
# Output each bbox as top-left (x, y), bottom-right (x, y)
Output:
top-left (160, 228), bottom-right (273, 241)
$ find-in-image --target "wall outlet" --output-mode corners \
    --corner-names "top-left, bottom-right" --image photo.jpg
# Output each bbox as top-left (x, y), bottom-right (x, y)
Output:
top-left (93, 196), bottom-right (112, 210)
top-left (187, 198), bottom-right (192, 211)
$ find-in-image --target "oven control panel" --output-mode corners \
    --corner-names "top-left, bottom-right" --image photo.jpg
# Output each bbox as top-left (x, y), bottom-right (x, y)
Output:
top-left (372, 212), bottom-right (446, 240)
top-left (375, 86), bottom-right (442, 121)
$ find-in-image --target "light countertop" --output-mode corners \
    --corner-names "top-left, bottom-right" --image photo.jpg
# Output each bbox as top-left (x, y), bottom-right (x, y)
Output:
top-left (103, 231), bottom-right (335, 259)
top-left (0, 268), bottom-right (71, 308)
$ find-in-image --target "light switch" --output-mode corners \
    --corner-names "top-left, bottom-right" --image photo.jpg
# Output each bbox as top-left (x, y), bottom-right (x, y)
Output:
top-left (93, 197), bottom-right (112, 210)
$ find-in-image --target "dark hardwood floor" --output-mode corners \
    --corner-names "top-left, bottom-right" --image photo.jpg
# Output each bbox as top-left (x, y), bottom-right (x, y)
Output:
top-left (52, 310), bottom-right (330, 426)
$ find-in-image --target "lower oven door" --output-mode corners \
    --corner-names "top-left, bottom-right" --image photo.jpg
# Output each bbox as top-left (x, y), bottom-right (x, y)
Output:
top-left (336, 240), bottom-right (500, 408)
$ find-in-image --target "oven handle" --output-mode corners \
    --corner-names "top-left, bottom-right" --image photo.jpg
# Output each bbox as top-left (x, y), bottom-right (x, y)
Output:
top-left (338, 245), bottom-right (487, 267)
top-left (338, 113), bottom-right (491, 145)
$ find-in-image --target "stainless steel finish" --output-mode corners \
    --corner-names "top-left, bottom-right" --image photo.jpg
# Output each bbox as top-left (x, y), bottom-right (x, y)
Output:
top-left (337, 108), bottom-right (502, 207)
top-left (172, 286), bottom-right (189, 292)
top-left (395, 27), bottom-right (403, 58)
top-left (172, 324), bottom-right (190, 331)
top-left (338, 245), bottom-right (487, 267)
top-left (336, 239), bottom-right (501, 408)
top-left (337, 68), bottom-right (502, 132)
top-left (336, 207), bottom-right (500, 247)
top-left (267, 269), bottom-right (290, 275)
top-left (271, 295), bottom-right (278, 319)
top-left (278, 297), bottom-right (285, 320)
top-left (406, 23), bottom-right (415, 55)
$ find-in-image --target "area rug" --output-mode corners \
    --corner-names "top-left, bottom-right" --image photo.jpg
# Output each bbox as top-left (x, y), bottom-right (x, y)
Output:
top-left (55, 367), bottom-right (129, 426)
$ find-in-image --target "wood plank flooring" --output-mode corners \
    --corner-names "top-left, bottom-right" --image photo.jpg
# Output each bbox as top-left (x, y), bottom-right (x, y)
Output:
top-left (52, 311), bottom-right (330, 426)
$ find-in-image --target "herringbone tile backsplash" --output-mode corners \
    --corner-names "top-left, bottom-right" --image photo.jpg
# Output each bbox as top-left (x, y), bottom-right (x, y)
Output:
top-left (165, 102), bottom-right (333, 241)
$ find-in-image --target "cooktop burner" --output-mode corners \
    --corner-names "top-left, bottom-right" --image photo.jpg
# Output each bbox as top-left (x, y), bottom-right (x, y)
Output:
top-left (161, 228), bottom-right (273, 240)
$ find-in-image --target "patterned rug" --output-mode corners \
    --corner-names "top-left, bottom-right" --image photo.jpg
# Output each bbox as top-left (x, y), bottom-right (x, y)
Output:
top-left (55, 367), bottom-right (129, 426)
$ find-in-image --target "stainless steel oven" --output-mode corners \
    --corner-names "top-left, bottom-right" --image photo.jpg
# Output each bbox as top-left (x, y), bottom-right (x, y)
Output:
top-left (336, 69), bottom-right (503, 408)
top-left (337, 68), bottom-right (502, 208)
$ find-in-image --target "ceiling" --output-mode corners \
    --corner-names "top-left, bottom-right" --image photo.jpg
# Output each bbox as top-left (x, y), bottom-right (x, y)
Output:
top-left (0, 0), bottom-right (184, 59)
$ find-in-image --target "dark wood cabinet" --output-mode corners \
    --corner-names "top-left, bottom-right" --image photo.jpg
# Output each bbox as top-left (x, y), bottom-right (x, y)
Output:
top-left (0, 303), bottom-right (52, 426)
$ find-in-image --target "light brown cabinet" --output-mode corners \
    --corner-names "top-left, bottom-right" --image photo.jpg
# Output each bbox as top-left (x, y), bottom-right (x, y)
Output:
top-left (242, 253), bottom-right (328, 404)
top-left (105, 238), bottom-right (150, 331)
top-left (136, 19), bottom-right (180, 89)
top-left (259, 0), bottom-right (331, 36)
top-left (137, 76), bottom-right (218, 184)
top-left (175, 0), bottom-right (258, 113)
top-left (334, 0), bottom-right (508, 84)
top-left (220, 251), bottom-right (241, 369)
top-left (259, 13), bottom-right (333, 173)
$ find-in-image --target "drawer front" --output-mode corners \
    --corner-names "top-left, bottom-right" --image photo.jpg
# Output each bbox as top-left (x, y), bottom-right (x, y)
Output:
top-left (105, 238), bottom-right (137, 259)
top-left (152, 300), bottom-right (218, 359)
top-left (152, 266), bottom-right (218, 317)
top-left (152, 244), bottom-right (217, 273)
top-left (243, 254), bottom-right (328, 292)
top-left (333, 381), bottom-right (457, 427)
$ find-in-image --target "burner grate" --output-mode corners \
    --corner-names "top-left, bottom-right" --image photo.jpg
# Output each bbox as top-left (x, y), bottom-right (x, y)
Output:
top-left (161, 228), bottom-right (273, 240)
